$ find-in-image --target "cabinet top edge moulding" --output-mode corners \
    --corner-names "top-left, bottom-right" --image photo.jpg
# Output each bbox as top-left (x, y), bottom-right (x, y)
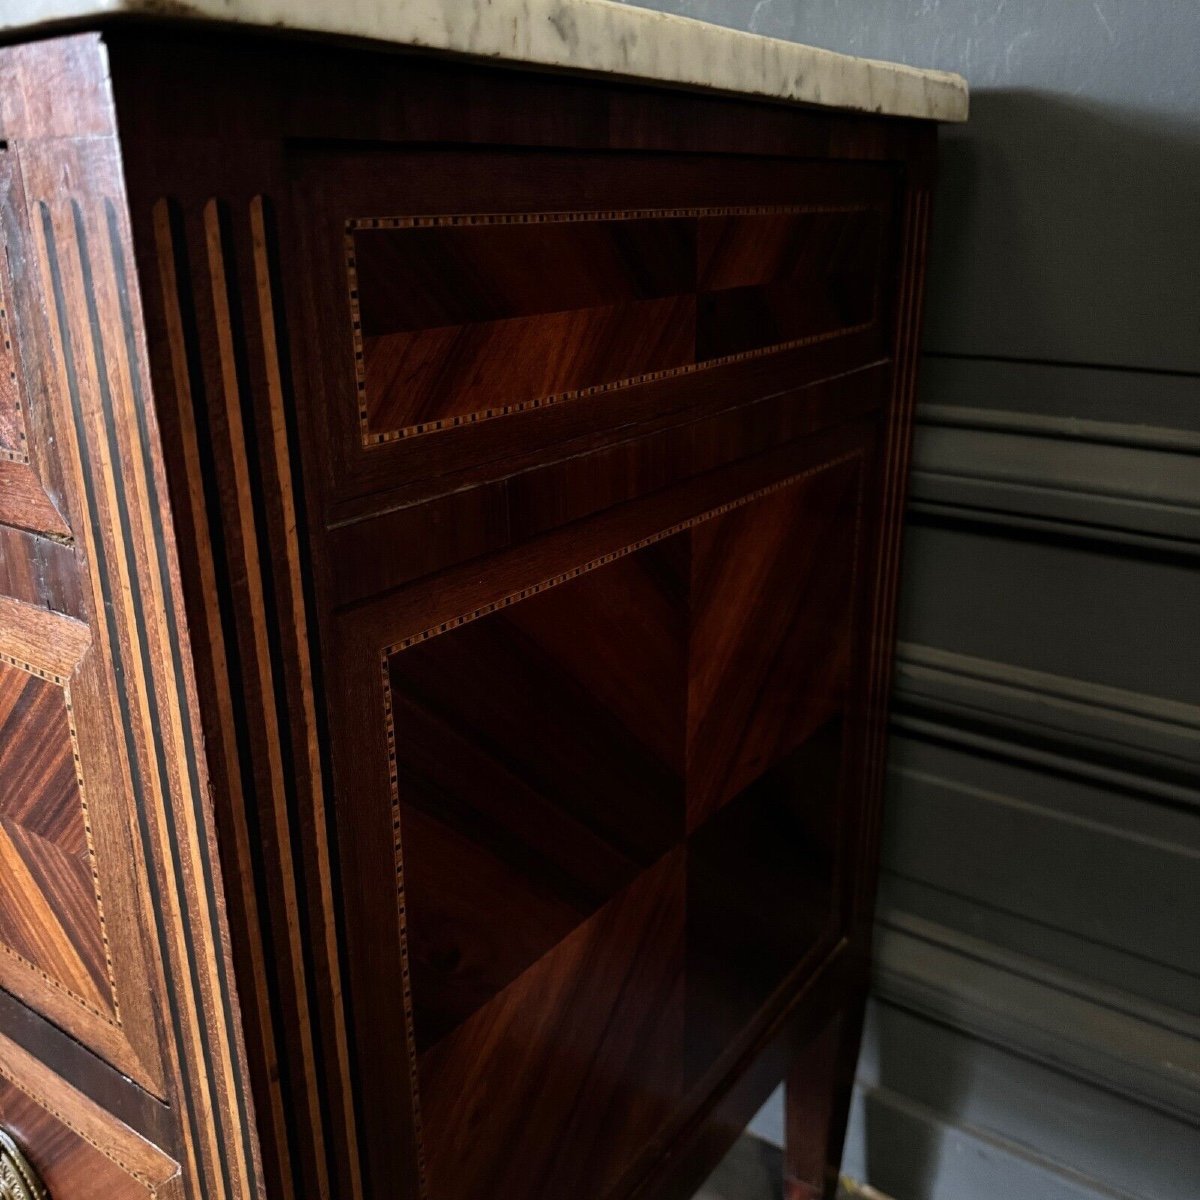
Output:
top-left (0, 0), bottom-right (968, 122)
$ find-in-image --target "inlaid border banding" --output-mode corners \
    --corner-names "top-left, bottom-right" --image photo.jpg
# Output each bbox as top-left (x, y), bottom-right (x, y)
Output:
top-left (0, 653), bottom-right (121, 1028)
top-left (346, 205), bottom-right (884, 445)
top-left (379, 448), bottom-right (865, 1197)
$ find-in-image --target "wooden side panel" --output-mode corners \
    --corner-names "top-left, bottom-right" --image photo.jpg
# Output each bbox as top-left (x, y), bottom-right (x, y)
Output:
top-left (387, 466), bottom-right (865, 1199)
top-left (106, 27), bottom-right (938, 1200)
top-left (0, 34), bottom-right (263, 1200)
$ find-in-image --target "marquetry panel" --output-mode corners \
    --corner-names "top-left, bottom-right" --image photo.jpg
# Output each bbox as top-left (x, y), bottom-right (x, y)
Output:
top-left (0, 657), bottom-right (115, 1022)
top-left (0, 155), bottom-right (70, 538)
top-left (286, 146), bottom-right (896, 513)
top-left (0, 595), bottom-right (166, 1096)
top-left (348, 206), bottom-right (886, 443)
top-left (0, 1030), bottom-right (182, 1199)
top-left (419, 850), bottom-right (686, 1200)
top-left (376, 455), bottom-right (864, 1199)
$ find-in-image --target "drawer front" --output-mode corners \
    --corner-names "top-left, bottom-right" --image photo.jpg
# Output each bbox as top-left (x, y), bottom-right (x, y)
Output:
top-left (0, 1030), bottom-right (181, 1199)
top-left (289, 146), bottom-right (898, 528)
top-left (346, 196), bottom-right (885, 446)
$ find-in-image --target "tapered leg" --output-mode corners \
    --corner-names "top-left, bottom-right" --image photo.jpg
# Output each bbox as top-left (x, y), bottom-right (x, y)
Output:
top-left (784, 999), bottom-right (867, 1200)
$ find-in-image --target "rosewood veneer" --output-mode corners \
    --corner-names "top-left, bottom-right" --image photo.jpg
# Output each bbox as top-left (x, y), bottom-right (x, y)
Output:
top-left (0, 8), bottom-right (964, 1198)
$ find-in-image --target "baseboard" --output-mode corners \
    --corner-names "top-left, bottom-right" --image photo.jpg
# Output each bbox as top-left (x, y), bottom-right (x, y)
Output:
top-left (843, 1079), bottom-right (1143, 1200)
top-left (870, 912), bottom-right (1200, 1125)
top-left (692, 1133), bottom-right (896, 1200)
top-left (839, 1176), bottom-right (897, 1200)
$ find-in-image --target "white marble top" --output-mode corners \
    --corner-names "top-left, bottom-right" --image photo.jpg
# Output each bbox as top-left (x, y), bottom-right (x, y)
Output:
top-left (1, 0), bottom-right (968, 122)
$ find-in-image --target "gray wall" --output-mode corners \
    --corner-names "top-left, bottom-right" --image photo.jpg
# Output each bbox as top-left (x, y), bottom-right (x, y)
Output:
top-left (618, 3), bottom-right (1200, 1197)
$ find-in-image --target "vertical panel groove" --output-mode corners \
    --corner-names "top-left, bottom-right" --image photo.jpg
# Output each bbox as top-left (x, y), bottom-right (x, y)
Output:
top-left (202, 198), bottom-right (332, 1200)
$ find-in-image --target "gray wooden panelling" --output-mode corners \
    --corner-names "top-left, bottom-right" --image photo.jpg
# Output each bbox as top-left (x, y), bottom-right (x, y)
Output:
top-left (623, 2), bottom-right (1200, 1197)
top-left (843, 1000), bottom-right (1200, 1200)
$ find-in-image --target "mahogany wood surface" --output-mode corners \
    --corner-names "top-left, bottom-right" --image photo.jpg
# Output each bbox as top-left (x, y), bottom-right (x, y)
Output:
top-left (0, 24), bottom-right (937, 1200)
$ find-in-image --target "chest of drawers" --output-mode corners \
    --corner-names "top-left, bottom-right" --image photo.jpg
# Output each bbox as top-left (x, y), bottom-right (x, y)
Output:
top-left (0, 7), bottom-right (965, 1198)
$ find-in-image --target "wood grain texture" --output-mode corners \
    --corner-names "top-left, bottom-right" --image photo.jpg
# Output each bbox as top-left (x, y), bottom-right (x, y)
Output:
top-left (201, 194), bottom-right (332, 1200)
top-left (419, 850), bottom-right (687, 1200)
top-left (50, 25), bottom-right (941, 1200)
top-left (289, 143), bottom-right (896, 507)
top-left (0, 31), bottom-right (266, 1200)
top-left (0, 655), bottom-right (114, 1017)
top-left (138, 190), bottom-right (357, 1199)
top-left (348, 206), bottom-right (884, 442)
top-left (0, 586), bottom-right (164, 1099)
top-left (341, 453), bottom-right (868, 1199)
top-left (0, 1029), bottom-right (181, 1199)
top-left (687, 464), bottom-right (862, 830)
top-left (149, 193), bottom-right (297, 1199)
top-left (0, 151), bottom-right (70, 538)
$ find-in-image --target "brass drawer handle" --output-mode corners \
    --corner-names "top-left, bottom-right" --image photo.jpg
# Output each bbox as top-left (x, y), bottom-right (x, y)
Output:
top-left (0, 1129), bottom-right (48, 1200)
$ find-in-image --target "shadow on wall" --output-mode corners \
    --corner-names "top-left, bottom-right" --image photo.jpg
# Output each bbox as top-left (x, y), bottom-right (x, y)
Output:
top-left (856, 1004), bottom-right (976, 1200)
top-left (924, 88), bottom-right (1200, 374)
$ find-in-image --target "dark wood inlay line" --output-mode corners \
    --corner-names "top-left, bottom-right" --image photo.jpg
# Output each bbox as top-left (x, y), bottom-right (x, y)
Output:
top-left (201, 196), bottom-right (329, 1200)
top-left (251, 193), bottom-right (365, 1200)
top-left (379, 452), bottom-right (865, 659)
top-left (152, 195), bottom-right (299, 1197)
top-left (89, 194), bottom-right (249, 1195)
top-left (39, 196), bottom-right (212, 1181)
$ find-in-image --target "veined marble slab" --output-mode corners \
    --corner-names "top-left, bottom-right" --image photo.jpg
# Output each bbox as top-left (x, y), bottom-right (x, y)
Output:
top-left (0, 0), bottom-right (968, 122)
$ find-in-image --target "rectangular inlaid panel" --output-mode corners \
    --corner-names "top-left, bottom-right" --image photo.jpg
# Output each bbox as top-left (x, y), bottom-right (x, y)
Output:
top-left (0, 659), bottom-right (114, 1022)
top-left (350, 208), bottom-right (885, 442)
top-left (383, 458), bottom-right (862, 1199)
top-left (0, 594), bottom-right (165, 1095)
